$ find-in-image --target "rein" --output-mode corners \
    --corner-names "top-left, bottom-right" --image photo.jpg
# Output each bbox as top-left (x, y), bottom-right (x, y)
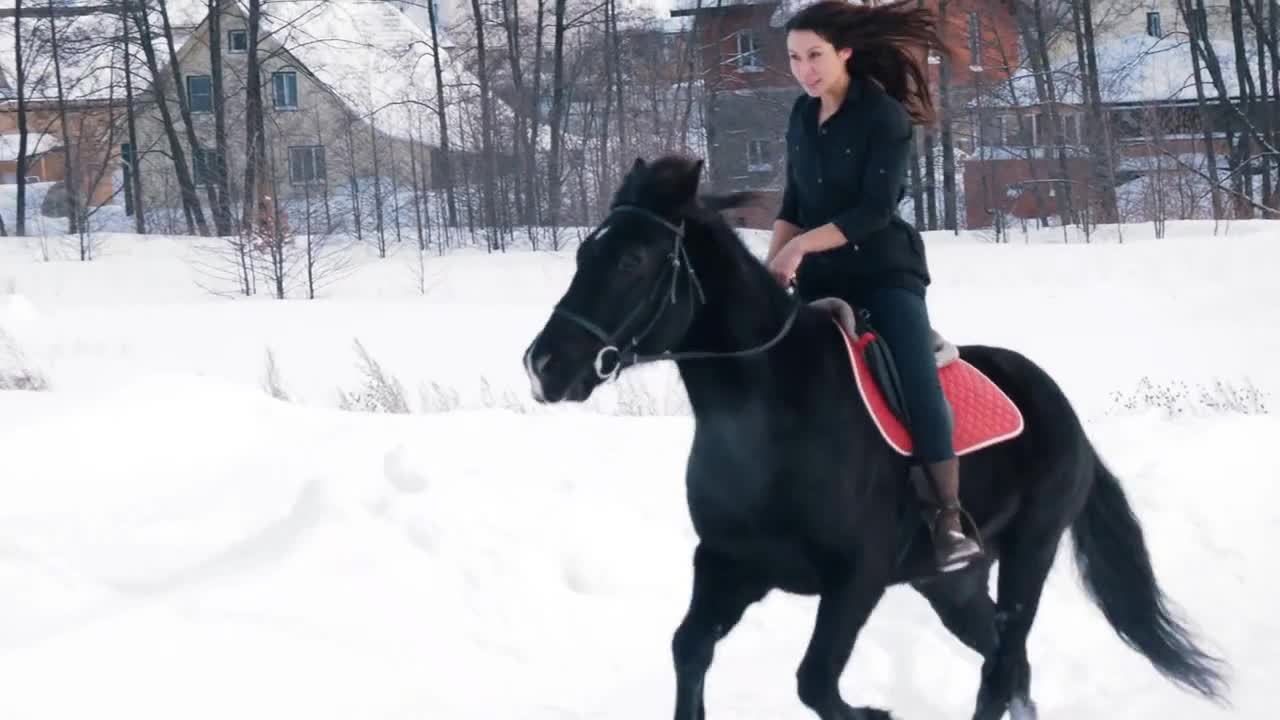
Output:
top-left (552, 204), bottom-right (801, 383)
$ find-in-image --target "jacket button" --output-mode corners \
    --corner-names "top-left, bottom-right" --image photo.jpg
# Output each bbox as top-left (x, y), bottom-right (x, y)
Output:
top-left (853, 243), bottom-right (861, 251)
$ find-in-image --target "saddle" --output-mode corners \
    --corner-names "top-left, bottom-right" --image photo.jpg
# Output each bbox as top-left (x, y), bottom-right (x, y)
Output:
top-left (810, 297), bottom-right (1024, 457)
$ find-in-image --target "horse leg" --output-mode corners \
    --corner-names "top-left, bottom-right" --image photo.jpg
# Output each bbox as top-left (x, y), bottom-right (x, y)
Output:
top-left (671, 545), bottom-right (768, 720)
top-left (972, 534), bottom-right (1062, 720)
top-left (795, 570), bottom-right (892, 720)
top-left (912, 560), bottom-right (997, 660)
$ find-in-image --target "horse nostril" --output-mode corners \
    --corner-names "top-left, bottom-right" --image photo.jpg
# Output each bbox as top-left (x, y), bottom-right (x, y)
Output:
top-left (534, 353), bottom-right (551, 374)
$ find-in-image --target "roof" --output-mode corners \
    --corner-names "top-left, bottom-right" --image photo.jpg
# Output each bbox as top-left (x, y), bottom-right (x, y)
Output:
top-left (986, 33), bottom-right (1250, 108)
top-left (246, 0), bottom-right (507, 150)
top-left (0, 8), bottom-right (197, 105)
top-left (669, 0), bottom-right (777, 17)
top-left (0, 131), bottom-right (59, 161)
top-left (0, 0), bottom-right (504, 150)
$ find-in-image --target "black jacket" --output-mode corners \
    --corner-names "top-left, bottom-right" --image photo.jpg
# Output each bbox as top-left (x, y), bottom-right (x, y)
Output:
top-left (777, 75), bottom-right (930, 300)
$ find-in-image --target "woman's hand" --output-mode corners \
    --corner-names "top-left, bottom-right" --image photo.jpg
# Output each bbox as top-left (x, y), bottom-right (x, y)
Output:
top-left (767, 235), bottom-right (808, 287)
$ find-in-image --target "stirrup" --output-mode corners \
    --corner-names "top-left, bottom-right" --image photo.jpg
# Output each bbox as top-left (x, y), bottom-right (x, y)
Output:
top-left (930, 504), bottom-right (985, 571)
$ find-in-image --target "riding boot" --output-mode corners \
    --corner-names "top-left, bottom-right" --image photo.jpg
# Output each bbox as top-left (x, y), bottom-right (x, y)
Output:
top-left (912, 457), bottom-right (984, 572)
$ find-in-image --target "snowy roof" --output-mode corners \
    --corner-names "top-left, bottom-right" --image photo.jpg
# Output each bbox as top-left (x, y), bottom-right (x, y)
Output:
top-left (669, 0), bottom-right (776, 15)
top-left (986, 33), bottom-right (1250, 108)
top-left (0, 0), bottom-right (504, 151)
top-left (0, 131), bottom-right (60, 161)
top-left (239, 0), bottom-right (503, 150)
top-left (0, 11), bottom-right (194, 105)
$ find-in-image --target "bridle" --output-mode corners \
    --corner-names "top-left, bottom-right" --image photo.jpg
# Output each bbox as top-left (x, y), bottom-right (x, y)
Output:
top-left (551, 204), bottom-right (801, 385)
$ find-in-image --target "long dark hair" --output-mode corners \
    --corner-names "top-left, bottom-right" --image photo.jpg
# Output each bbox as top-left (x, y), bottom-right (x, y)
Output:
top-left (784, 0), bottom-right (946, 125)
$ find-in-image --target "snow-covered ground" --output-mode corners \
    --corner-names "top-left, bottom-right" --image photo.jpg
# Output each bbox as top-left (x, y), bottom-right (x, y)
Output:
top-left (1, 220), bottom-right (1277, 719)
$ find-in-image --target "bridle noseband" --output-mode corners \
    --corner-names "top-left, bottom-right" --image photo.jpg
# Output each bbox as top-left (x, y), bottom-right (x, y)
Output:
top-left (551, 204), bottom-right (800, 386)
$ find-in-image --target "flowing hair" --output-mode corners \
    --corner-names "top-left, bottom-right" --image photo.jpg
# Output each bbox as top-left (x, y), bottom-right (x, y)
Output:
top-left (784, 0), bottom-right (946, 125)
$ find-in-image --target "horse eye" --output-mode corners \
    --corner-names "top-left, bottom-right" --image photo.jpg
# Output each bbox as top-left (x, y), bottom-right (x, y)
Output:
top-left (618, 248), bottom-right (646, 272)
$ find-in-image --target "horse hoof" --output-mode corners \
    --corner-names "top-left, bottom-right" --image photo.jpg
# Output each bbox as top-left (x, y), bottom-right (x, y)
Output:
top-left (1009, 697), bottom-right (1038, 720)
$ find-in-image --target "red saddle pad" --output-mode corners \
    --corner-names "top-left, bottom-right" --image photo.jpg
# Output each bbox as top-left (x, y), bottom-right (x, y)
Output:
top-left (835, 321), bottom-right (1025, 457)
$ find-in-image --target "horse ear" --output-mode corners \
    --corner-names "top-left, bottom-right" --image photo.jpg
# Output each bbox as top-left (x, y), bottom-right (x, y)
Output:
top-left (677, 158), bottom-right (704, 200)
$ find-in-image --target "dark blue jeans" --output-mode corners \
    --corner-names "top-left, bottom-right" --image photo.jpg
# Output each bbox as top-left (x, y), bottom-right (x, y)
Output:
top-left (861, 287), bottom-right (955, 463)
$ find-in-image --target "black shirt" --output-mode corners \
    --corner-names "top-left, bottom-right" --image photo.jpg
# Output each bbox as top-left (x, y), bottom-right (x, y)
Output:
top-left (777, 74), bottom-right (930, 300)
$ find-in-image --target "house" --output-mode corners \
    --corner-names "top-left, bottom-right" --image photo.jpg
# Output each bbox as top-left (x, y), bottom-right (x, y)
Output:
top-left (130, 0), bottom-right (487, 229)
top-left (0, 2), bottom-right (153, 210)
top-left (669, 0), bottom-right (1020, 229)
top-left (962, 1), bottom-right (1274, 226)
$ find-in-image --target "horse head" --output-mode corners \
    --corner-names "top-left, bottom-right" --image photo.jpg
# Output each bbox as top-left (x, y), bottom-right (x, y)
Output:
top-left (523, 155), bottom-right (762, 404)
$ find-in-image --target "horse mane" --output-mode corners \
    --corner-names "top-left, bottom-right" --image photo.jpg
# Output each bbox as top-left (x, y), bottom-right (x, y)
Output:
top-left (611, 155), bottom-right (796, 323)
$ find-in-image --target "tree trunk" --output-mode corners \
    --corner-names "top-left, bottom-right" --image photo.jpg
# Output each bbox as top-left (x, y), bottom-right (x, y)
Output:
top-left (241, 0), bottom-right (267, 240)
top-left (46, 0), bottom-right (82, 240)
top-left (1180, 0), bottom-right (1226, 217)
top-left (425, 0), bottom-right (457, 230)
top-left (121, 10), bottom-right (146, 233)
top-left (1030, 0), bottom-right (1076, 226)
top-left (1256, 0), bottom-right (1273, 213)
top-left (156, 0), bottom-right (214, 234)
top-left (546, 0), bottom-right (568, 230)
top-left (13, 0), bottom-right (29, 237)
top-left (468, 0), bottom-right (500, 249)
top-left (208, 0), bottom-right (233, 235)
top-left (937, 0), bottom-right (958, 231)
top-left (528, 0), bottom-right (547, 232)
top-left (501, 0), bottom-right (529, 223)
top-left (1230, 0), bottom-right (1256, 217)
top-left (132, 0), bottom-right (205, 235)
top-left (370, 119), bottom-right (386, 257)
top-left (1074, 0), bottom-right (1119, 223)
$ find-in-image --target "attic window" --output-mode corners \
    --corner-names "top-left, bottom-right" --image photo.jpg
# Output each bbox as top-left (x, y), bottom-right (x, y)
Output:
top-left (228, 29), bottom-right (247, 53)
top-left (1146, 11), bottom-right (1161, 37)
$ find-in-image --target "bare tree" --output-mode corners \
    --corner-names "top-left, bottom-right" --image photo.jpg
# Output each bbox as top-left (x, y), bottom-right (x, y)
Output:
top-left (12, 0), bottom-right (30, 236)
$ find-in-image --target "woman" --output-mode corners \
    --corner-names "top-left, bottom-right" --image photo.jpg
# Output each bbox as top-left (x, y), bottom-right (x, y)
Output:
top-left (765, 0), bottom-right (982, 572)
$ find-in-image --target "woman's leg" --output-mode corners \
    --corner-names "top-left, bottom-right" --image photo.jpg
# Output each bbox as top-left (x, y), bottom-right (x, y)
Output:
top-left (863, 287), bottom-right (982, 572)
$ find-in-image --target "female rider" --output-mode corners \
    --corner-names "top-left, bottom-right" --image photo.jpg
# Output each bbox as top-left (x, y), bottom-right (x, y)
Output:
top-left (765, 0), bottom-right (982, 572)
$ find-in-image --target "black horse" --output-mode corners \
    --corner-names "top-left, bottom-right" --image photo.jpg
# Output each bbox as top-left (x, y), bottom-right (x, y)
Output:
top-left (522, 156), bottom-right (1227, 720)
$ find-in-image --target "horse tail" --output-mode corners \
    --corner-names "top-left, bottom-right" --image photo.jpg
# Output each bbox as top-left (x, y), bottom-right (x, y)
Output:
top-left (1071, 457), bottom-right (1229, 701)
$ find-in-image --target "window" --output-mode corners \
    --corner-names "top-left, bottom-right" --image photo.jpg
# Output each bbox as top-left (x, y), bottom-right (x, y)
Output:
top-left (1146, 11), bottom-right (1161, 37)
top-left (1000, 114), bottom-right (1032, 147)
top-left (228, 29), bottom-right (247, 52)
top-left (747, 139), bottom-right (770, 171)
top-left (289, 145), bottom-right (325, 184)
top-left (735, 30), bottom-right (761, 70)
top-left (192, 147), bottom-right (223, 186)
top-left (967, 11), bottom-right (981, 66)
top-left (1062, 114), bottom-right (1080, 144)
top-left (186, 75), bottom-right (212, 112)
top-left (272, 71), bottom-right (298, 110)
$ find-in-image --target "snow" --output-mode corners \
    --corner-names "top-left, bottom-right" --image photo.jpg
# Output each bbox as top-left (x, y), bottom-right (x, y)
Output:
top-left (0, 132), bottom-right (60, 162)
top-left (989, 32), bottom-right (1254, 109)
top-left (251, 0), bottom-right (524, 151)
top-left (1, 219), bottom-right (1278, 718)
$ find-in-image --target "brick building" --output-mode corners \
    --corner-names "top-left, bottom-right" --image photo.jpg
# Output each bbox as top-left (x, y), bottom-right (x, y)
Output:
top-left (669, 0), bottom-right (1020, 230)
